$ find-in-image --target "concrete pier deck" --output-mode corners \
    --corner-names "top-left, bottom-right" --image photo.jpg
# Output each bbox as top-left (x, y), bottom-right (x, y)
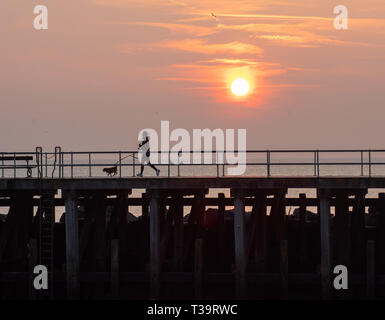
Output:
top-left (1, 176), bottom-right (385, 190)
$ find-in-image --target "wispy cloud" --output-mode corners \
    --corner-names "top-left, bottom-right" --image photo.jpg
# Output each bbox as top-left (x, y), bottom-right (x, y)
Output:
top-left (116, 21), bottom-right (216, 37)
top-left (123, 38), bottom-right (264, 55)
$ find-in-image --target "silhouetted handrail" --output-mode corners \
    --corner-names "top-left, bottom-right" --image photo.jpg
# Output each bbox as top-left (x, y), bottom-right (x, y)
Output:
top-left (0, 148), bottom-right (384, 178)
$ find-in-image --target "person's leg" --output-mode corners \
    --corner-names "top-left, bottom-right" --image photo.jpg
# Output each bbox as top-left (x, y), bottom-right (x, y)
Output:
top-left (148, 162), bottom-right (158, 171)
top-left (148, 162), bottom-right (160, 176)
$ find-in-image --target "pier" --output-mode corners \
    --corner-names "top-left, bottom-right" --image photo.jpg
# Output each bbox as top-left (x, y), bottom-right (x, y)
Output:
top-left (1, 148), bottom-right (385, 299)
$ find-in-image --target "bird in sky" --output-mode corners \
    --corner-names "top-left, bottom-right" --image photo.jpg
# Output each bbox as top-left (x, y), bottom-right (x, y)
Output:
top-left (210, 12), bottom-right (218, 19)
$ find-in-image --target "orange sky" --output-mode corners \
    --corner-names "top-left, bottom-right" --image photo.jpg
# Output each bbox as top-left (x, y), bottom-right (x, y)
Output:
top-left (1, 0), bottom-right (385, 150)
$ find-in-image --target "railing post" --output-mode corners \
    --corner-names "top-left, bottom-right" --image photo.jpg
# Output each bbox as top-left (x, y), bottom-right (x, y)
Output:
top-left (267, 151), bottom-right (271, 177)
top-left (313, 151), bottom-right (317, 176)
top-left (369, 150), bottom-right (372, 177)
top-left (317, 151), bottom-right (320, 177)
top-left (361, 151), bottom-right (364, 176)
top-left (168, 151), bottom-right (171, 177)
top-left (216, 151), bottom-right (219, 178)
top-left (71, 152), bottom-right (74, 178)
top-left (13, 152), bottom-right (16, 178)
top-left (88, 152), bottom-right (91, 177)
top-left (132, 152), bottom-right (136, 177)
top-left (58, 149), bottom-right (62, 178)
top-left (61, 151), bottom-right (64, 178)
top-left (223, 151), bottom-right (225, 176)
top-left (45, 153), bottom-right (48, 177)
top-left (36, 147), bottom-right (43, 178)
top-left (119, 152), bottom-right (122, 178)
top-left (1, 153), bottom-right (4, 178)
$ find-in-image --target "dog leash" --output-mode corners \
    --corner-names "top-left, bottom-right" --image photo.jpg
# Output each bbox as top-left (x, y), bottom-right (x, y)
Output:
top-left (114, 153), bottom-right (138, 166)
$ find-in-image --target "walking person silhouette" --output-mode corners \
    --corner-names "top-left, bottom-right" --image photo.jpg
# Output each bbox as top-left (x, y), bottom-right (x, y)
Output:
top-left (137, 131), bottom-right (160, 177)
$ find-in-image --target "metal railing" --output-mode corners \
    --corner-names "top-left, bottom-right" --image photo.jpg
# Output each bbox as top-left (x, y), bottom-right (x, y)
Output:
top-left (1, 147), bottom-right (385, 178)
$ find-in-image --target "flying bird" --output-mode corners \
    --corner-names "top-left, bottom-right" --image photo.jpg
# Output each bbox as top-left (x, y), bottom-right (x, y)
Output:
top-left (210, 12), bottom-right (218, 19)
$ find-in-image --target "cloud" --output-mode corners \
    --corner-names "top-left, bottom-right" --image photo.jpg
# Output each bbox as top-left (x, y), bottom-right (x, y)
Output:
top-left (217, 20), bottom-right (385, 48)
top-left (117, 21), bottom-right (216, 37)
top-left (200, 13), bottom-right (332, 21)
top-left (156, 38), bottom-right (263, 55)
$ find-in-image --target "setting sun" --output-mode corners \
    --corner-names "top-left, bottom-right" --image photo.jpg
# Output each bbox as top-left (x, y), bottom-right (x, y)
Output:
top-left (231, 78), bottom-right (250, 96)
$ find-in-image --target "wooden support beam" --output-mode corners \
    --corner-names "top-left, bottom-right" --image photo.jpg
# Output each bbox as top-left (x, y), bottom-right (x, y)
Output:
top-left (318, 189), bottom-right (331, 300)
top-left (111, 239), bottom-right (119, 298)
top-left (173, 194), bottom-right (184, 271)
top-left (233, 189), bottom-right (246, 299)
top-left (117, 191), bottom-right (129, 269)
top-left (351, 190), bottom-right (367, 271)
top-left (245, 194), bottom-right (259, 267)
top-left (142, 193), bottom-right (149, 221)
top-left (334, 191), bottom-right (350, 267)
top-left (92, 192), bottom-right (107, 271)
top-left (160, 198), bottom-right (177, 265)
top-left (79, 196), bottom-right (93, 263)
top-left (0, 206), bottom-right (15, 262)
top-left (280, 240), bottom-right (288, 300)
top-left (194, 237), bottom-right (203, 299)
top-left (366, 240), bottom-right (375, 299)
top-left (149, 190), bottom-right (161, 299)
top-left (64, 190), bottom-right (79, 299)
top-left (28, 238), bottom-right (38, 300)
top-left (254, 193), bottom-right (267, 272)
top-left (377, 193), bottom-right (385, 270)
top-left (299, 193), bottom-right (307, 270)
top-left (217, 193), bottom-right (225, 268)
top-left (185, 191), bottom-right (205, 262)
top-left (271, 190), bottom-right (287, 242)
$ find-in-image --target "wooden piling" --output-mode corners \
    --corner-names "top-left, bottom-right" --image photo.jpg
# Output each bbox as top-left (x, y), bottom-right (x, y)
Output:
top-left (377, 193), bottom-right (385, 270)
top-left (280, 240), bottom-right (288, 300)
top-left (351, 190), bottom-right (367, 271)
top-left (92, 192), bottom-right (107, 272)
top-left (217, 193), bottom-right (225, 268)
top-left (299, 193), bottom-right (307, 269)
top-left (194, 237), bottom-right (203, 299)
top-left (334, 191), bottom-right (350, 267)
top-left (117, 191), bottom-right (129, 268)
top-left (149, 190), bottom-right (161, 299)
top-left (366, 240), bottom-right (375, 299)
top-left (173, 194), bottom-right (184, 271)
top-left (142, 192), bottom-right (149, 221)
top-left (28, 238), bottom-right (38, 300)
top-left (255, 192), bottom-right (267, 272)
top-left (79, 196), bottom-right (92, 263)
top-left (318, 189), bottom-right (331, 299)
top-left (233, 189), bottom-right (246, 299)
top-left (64, 190), bottom-right (79, 299)
top-left (111, 239), bottom-right (119, 298)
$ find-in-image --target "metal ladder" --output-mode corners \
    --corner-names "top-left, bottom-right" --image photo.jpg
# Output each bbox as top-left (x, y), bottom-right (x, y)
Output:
top-left (36, 147), bottom-right (55, 298)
